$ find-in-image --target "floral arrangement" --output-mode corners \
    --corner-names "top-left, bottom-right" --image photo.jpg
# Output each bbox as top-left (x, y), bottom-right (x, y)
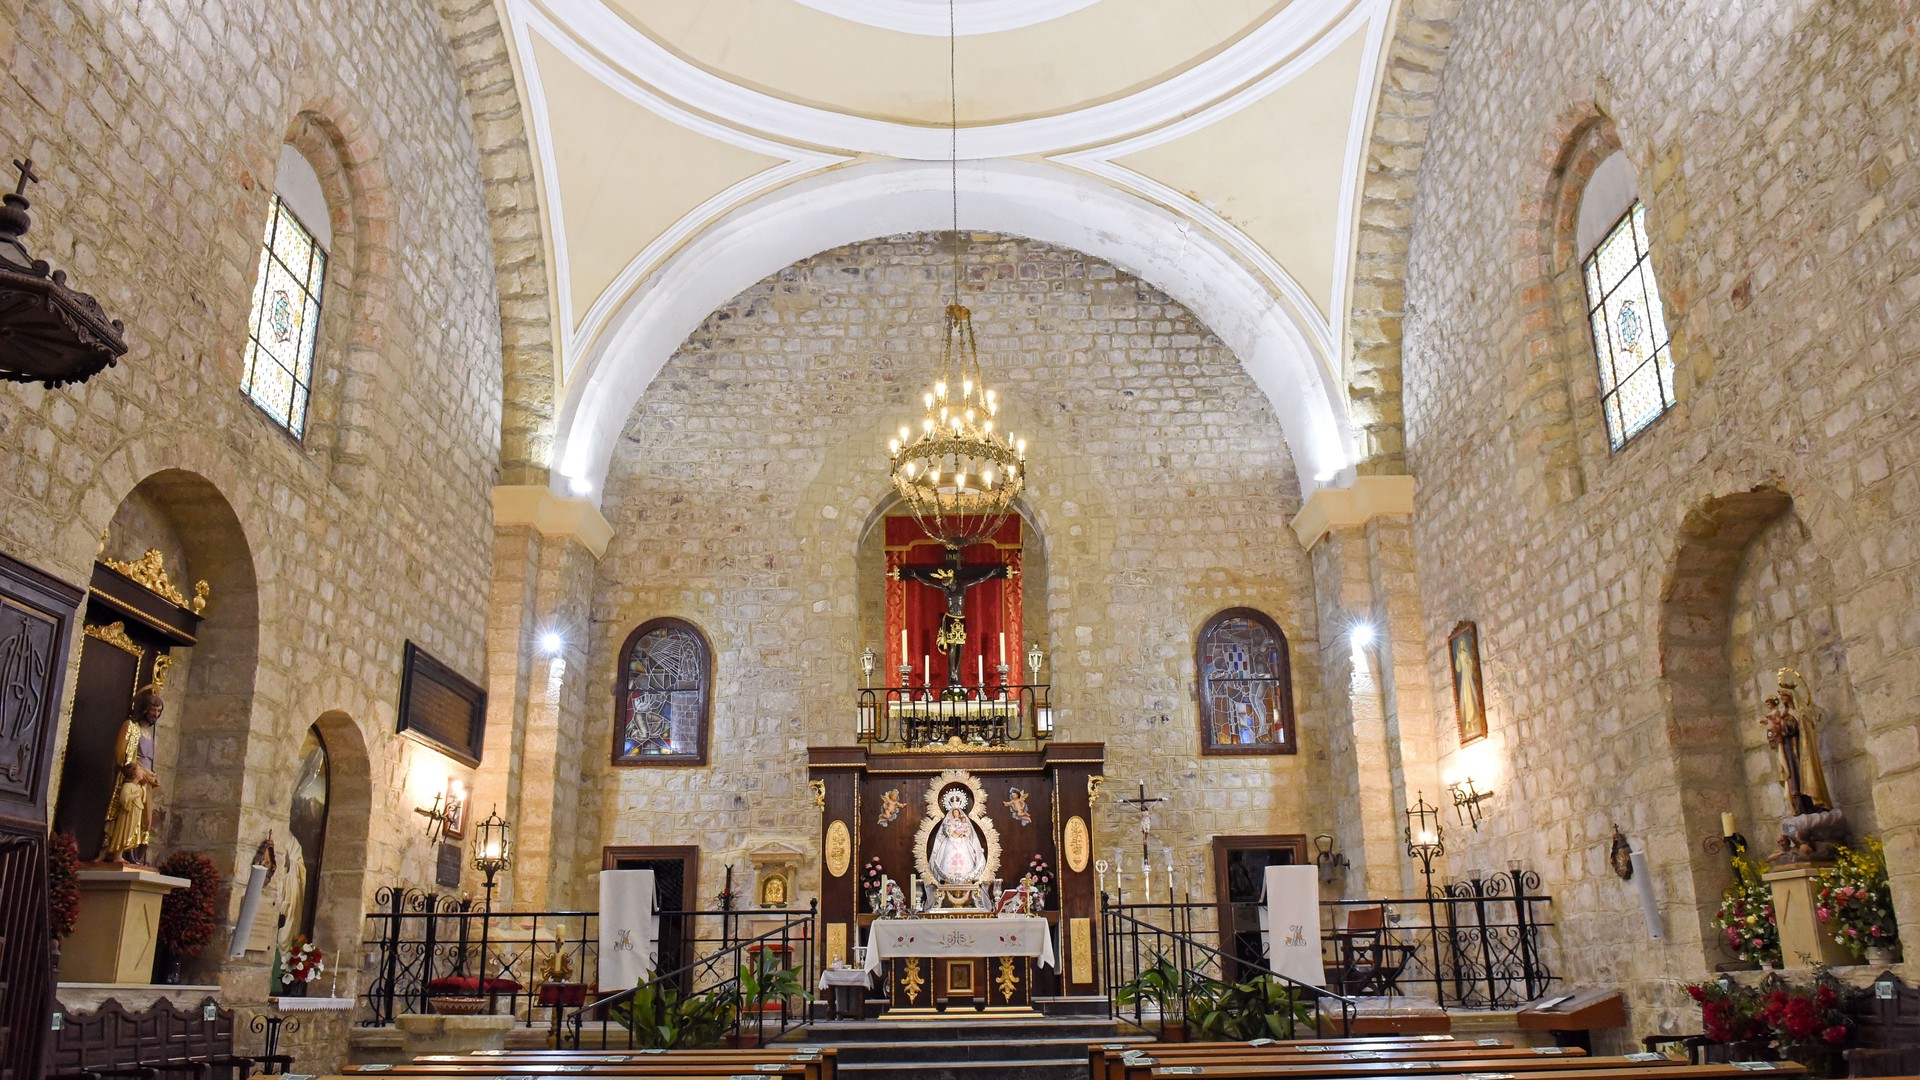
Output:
top-left (1815, 836), bottom-right (1899, 959)
top-left (1757, 974), bottom-right (1853, 1059)
top-left (156, 851), bottom-right (222, 957)
top-left (1024, 853), bottom-right (1054, 907)
top-left (47, 831), bottom-right (81, 940)
top-left (280, 935), bottom-right (326, 987)
top-left (1714, 851), bottom-right (1780, 966)
top-left (860, 856), bottom-right (886, 895)
top-left (1685, 980), bottom-right (1766, 1044)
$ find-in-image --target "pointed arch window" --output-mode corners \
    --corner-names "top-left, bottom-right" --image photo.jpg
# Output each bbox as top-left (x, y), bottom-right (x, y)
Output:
top-left (1195, 608), bottom-right (1296, 755)
top-left (614, 618), bottom-right (713, 766)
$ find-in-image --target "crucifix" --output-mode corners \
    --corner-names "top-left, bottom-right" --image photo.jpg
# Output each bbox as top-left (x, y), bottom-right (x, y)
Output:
top-left (1119, 781), bottom-right (1166, 901)
top-left (891, 544), bottom-right (1013, 690)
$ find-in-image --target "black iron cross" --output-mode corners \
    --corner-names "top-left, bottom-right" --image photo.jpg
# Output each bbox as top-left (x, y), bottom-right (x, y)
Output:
top-left (11, 158), bottom-right (37, 196)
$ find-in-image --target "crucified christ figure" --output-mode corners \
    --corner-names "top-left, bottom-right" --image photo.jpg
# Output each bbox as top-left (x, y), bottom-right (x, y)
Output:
top-left (892, 545), bottom-right (1013, 687)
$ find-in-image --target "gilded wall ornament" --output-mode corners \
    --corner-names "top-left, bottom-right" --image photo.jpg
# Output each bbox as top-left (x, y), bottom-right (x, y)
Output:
top-left (83, 620), bottom-right (143, 659)
top-left (824, 819), bottom-right (852, 878)
top-left (995, 956), bottom-right (1020, 1002)
top-left (876, 787), bottom-right (904, 827)
top-left (1063, 815), bottom-right (1090, 873)
top-left (808, 779), bottom-right (826, 811)
top-left (101, 548), bottom-right (209, 614)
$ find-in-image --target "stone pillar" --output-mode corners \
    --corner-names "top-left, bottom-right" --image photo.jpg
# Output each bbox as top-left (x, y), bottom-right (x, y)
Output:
top-left (472, 488), bottom-right (611, 910)
top-left (1296, 477), bottom-right (1429, 898)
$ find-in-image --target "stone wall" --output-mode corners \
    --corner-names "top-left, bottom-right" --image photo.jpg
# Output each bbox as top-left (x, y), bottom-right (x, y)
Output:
top-left (580, 234), bottom-right (1336, 910)
top-left (1401, 0), bottom-right (1920, 1035)
top-left (0, 0), bottom-right (503, 1063)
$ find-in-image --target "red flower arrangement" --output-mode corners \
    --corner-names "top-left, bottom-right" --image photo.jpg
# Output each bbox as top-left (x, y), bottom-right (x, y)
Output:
top-left (47, 831), bottom-right (81, 940)
top-left (156, 851), bottom-right (222, 957)
top-left (1685, 980), bottom-right (1765, 1044)
top-left (1758, 974), bottom-right (1853, 1057)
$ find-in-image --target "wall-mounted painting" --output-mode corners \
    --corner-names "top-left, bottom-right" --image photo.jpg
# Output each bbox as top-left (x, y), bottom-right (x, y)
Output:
top-left (1449, 621), bottom-right (1487, 746)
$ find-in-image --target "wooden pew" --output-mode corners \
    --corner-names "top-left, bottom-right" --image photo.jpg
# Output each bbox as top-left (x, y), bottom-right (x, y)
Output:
top-left (1091, 1038), bottom-right (1511, 1080)
top-left (1113, 1047), bottom-right (1570, 1080)
top-left (1139, 1060), bottom-right (1807, 1080)
top-left (411, 1048), bottom-right (836, 1080)
top-left (335, 1054), bottom-right (816, 1080)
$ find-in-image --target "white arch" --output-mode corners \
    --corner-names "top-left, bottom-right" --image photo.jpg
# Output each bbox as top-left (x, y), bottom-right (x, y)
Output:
top-left (554, 158), bottom-right (1355, 499)
top-left (789, 0), bottom-right (1102, 36)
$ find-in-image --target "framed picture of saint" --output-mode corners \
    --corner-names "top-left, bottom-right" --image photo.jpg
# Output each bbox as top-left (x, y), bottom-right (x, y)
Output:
top-left (1449, 621), bottom-right (1487, 746)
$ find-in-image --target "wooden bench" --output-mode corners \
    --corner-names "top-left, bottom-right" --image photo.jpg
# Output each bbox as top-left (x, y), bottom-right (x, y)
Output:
top-left (1091, 1037), bottom-right (1507, 1080)
top-left (409, 1048), bottom-right (836, 1080)
top-left (335, 1052), bottom-right (818, 1080)
top-left (1139, 1060), bottom-right (1807, 1080)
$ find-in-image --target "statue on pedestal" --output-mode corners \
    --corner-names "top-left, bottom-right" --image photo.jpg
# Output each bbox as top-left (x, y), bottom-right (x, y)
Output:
top-left (1762, 668), bottom-right (1847, 865)
top-left (99, 686), bottom-right (162, 866)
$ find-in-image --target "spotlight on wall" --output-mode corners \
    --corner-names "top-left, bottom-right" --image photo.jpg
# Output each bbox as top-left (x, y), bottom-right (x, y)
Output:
top-left (539, 630), bottom-right (565, 655)
top-left (1349, 622), bottom-right (1377, 648)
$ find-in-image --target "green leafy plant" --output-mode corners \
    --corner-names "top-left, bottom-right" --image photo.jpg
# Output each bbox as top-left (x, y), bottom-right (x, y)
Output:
top-left (1815, 836), bottom-right (1899, 959)
top-left (611, 978), bottom-right (739, 1050)
top-left (737, 950), bottom-right (809, 1044)
top-left (1115, 953), bottom-right (1187, 1020)
top-left (1188, 974), bottom-right (1317, 1041)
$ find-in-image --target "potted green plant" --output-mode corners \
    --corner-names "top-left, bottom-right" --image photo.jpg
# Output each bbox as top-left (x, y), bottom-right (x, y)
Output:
top-left (1816, 837), bottom-right (1900, 965)
top-left (611, 978), bottom-right (739, 1049)
top-left (735, 950), bottom-right (809, 1047)
top-left (155, 851), bottom-right (221, 984)
top-left (1189, 974), bottom-right (1318, 1041)
top-left (1115, 953), bottom-right (1191, 1041)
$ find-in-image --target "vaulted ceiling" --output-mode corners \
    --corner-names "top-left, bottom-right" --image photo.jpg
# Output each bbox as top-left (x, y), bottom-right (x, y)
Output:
top-left (498, 0), bottom-right (1394, 494)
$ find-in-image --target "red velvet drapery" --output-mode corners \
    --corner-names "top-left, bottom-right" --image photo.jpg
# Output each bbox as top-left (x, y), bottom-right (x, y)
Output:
top-left (885, 516), bottom-right (1022, 688)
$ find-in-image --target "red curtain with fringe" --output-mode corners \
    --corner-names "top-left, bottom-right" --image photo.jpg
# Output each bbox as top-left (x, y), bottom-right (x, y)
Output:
top-left (885, 516), bottom-right (1022, 688)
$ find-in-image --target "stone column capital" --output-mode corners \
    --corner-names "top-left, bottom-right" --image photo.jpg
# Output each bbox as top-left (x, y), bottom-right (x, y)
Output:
top-left (491, 485), bottom-right (614, 559)
top-left (1291, 474), bottom-right (1417, 550)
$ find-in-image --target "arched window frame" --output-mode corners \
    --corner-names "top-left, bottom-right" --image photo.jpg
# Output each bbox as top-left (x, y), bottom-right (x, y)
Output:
top-left (613, 617), bottom-right (714, 767)
top-left (1194, 607), bottom-right (1297, 756)
top-left (241, 145), bottom-right (333, 440)
top-left (1576, 149), bottom-right (1675, 451)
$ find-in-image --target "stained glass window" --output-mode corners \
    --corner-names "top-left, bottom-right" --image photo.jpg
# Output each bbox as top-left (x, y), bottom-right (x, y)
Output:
top-left (1582, 202), bottom-right (1674, 450)
top-left (1196, 608), bottom-right (1296, 755)
top-left (242, 194), bottom-right (327, 438)
top-left (615, 619), bottom-right (712, 766)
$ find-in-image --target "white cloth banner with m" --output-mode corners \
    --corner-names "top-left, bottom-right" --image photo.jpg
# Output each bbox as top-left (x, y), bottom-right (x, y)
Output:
top-left (598, 869), bottom-right (659, 991)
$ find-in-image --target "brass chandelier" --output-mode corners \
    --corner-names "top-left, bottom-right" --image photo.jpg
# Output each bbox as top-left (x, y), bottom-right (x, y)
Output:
top-left (885, 1), bottom-right (1027, 549)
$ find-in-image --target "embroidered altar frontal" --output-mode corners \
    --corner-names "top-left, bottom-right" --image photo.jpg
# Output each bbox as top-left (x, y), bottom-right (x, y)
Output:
top-left (867, 915), bottom-right (1052, 1011)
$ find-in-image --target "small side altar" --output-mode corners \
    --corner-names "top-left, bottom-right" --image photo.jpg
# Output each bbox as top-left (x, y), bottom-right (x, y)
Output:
top-left (864, 915), bottom-right (1054, 1012)
top-left (63, 867), bottom-right (189, 984)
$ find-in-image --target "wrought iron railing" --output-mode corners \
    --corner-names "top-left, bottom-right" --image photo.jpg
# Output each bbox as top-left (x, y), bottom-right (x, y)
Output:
top-left (1103, 896), bottom-right (1357, 1039)
top-left (1319, 869), bottom-right (1557, 1008)
top-left (1104, 869), bottom-right (1555, 1015)
top-left (563, 903), bottom-right (817, 1049)
top-left (359, 886), bottom-right (597, 1027)
top-left (360, 888), bottom-right (817, 1037)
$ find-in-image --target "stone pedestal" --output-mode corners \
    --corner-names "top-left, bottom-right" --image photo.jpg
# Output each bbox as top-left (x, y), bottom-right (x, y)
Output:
top-left (395, 1014), bottom-right (518, 1056)
top-left (64, 868), bottom-right (190, 984)
top-left (1764, 864), bottom-right (1851, 968)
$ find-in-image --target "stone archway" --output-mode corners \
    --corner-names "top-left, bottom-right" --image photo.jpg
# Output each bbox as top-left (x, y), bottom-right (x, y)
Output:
top-left (306, 709), bottom-right (373, 994)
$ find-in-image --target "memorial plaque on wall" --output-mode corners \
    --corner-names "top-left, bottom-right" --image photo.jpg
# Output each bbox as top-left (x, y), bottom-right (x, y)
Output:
top-left (436, 843), bottom-right (463, 888)
top-left (396, 641), bottom-right (486, 767)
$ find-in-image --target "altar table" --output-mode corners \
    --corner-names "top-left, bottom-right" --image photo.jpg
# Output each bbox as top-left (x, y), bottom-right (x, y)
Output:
top-left (865, 915), bottom-right (1054, 1012)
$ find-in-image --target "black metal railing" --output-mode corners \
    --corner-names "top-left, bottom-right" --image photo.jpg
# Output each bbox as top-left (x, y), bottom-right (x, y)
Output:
top-left (564, 902), bottom-right (816, 1049)
top-left (1319, 869), bottom-right (1556, 1008)
top-left (360, 886), bottom-right (598, 1028)
top-left (1104, 896), bottom-right (1357, 1039)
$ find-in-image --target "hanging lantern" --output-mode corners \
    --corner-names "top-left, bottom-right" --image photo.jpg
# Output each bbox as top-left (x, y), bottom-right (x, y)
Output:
top-left (0, 158), bottom-right (126, 388)
top-left (471, 806), bottom-right (513, 883)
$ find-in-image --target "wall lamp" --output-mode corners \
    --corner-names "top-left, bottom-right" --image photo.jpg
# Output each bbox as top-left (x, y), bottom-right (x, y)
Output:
top-left (1313, 833), bottom-right (1349, 880)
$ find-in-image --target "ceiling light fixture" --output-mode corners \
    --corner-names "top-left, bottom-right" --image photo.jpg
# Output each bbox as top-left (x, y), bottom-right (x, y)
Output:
top-left (885, 0), bottom-right (1026, 550)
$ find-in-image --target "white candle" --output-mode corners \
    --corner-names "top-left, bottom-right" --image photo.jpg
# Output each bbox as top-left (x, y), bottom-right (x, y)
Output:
top-left (924, 654), bottom-right (931, 684)
top-left (901, 628), bottom-right (908, 665)
top-left (1721, 812), bottom-right (1736, 837)
top-left (999, 632), bottom-right (1007, 666)
top-left (977, 655), bottom-right (984, 686)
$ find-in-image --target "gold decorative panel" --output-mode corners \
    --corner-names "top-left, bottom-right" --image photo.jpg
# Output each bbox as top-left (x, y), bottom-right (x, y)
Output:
top-left (826, 922), bottom-right (848, 966)
top-left (824, 819), bottom-right (852, 877)
top-left (1063, 815), bottom-right (1090, 873)
top-left (1070, 917), bottom-right (1092, 985)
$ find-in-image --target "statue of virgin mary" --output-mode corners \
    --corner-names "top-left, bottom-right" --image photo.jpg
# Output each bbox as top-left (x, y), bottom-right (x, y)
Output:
top-left (928, 787), bottom-right (988, 884)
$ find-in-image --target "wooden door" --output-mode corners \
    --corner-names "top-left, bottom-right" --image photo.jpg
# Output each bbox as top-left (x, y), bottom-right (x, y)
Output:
top-left (0, 552), bottom-right (84, 1080)
top-left (1211, 834), bottom-right (1307, 979)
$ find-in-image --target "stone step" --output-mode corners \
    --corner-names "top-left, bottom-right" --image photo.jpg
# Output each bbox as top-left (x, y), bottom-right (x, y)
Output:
top-left (802, 1016), bottom-right (1126, 1044)
top-left (837, 1057), bottom-right (1088, 1080)
top-left (824, 1033), bottom-right (1138, 1064)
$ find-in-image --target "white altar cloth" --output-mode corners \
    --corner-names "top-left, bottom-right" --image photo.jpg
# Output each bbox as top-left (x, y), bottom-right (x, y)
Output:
top-left (863, 916), bottom-right (1055, 975)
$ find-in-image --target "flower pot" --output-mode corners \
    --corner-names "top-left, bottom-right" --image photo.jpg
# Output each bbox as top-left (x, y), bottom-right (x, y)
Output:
top-left (1160, 1019), bottom-right (1187, 1043)
top-left (281, 979), bottom-right (308, 998)
top-left (429, 995), bottom-right (487, 1015)
top-left (1864, 945), bottom-right (1899, 967)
